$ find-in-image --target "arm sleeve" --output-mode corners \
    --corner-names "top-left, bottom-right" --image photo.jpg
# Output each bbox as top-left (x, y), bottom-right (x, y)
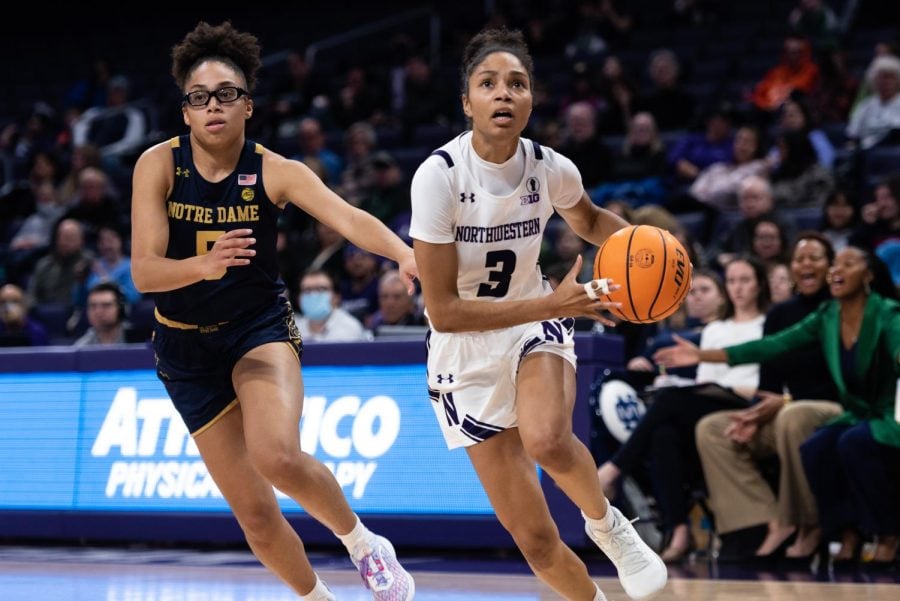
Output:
top-left (727, 307), bottom-right (823, 365)
top-left (544, 149), bottom-right (585, 210)
top-left (409, 156), bottom-right (457, 244)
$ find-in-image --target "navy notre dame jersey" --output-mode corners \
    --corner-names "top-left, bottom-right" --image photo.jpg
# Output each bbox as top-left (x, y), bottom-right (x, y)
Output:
top-left (154, 135), bottom-right (284, 325)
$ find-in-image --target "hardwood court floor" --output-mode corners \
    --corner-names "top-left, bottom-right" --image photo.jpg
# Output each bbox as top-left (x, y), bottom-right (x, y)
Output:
top-left (1, 545), bottom-right (898, 601)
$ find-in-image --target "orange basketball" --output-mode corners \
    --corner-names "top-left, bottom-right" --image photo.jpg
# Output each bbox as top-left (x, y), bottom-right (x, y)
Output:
top-left (592, 225), bottom-right (692, 324)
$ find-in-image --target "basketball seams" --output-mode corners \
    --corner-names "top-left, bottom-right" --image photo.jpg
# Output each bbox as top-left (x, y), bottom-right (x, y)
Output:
top-left (646, 227), bottom-right (667, 321)
top-left (624, 226), bottom-right (640, 323)
top-left (677, 272), bottom-right (691, 305)
top-left (653, 278), bottom-right (686, 322)
top-left (673, 269), bottom-right (692, 308)
top-left (594, 224), bottom-right (691, 324)
top-left (652, 232), bottom-right (692, 320)
top-left (594, 230), bottom-right (627, 321)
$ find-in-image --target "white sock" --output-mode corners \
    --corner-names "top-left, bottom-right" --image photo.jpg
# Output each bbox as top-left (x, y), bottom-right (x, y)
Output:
top-left (336, 515), bottom-right (374, 560)
top-left (584, 500), bottom-right (617, 534)
top-left (300, 574), bottom-right (335, 601)
top-left (593, 582), bottom-right (607, 601)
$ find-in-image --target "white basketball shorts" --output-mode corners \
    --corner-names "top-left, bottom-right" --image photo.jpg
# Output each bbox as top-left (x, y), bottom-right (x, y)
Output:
top-left (425, 316), bottom-right (577, 449)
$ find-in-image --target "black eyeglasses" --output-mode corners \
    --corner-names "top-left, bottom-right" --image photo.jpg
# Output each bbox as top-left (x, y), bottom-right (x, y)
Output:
top-left (182, 86), bottom-right (248, 107)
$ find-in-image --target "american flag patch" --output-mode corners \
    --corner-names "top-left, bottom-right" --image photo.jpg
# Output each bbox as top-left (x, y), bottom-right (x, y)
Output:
top-left (237, 173), bottom-right (257, 186)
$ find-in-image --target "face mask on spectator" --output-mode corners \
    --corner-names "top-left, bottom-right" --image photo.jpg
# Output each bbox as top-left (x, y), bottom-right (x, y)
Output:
top-left (300, 291), bottom-right (333, 321)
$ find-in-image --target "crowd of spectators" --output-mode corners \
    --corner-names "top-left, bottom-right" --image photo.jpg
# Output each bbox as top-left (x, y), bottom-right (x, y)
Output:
top-left (0, 0), bottom-right (898, 349)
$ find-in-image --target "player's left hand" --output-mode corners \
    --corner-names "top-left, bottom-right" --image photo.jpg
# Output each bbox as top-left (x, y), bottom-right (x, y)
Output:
top-left (552, 255), bottom-right (622, 327)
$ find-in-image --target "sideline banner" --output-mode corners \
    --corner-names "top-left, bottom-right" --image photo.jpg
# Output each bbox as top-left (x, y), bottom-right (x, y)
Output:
top-left (0, 366), bottom-right (493, 515)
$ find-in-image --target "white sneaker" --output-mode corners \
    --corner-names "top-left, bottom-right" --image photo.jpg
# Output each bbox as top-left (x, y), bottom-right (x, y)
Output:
top-left (351, 535), bottom-right (415, 601)
top-left (585, 505), bottom-right (667, 600)
top-left (593, 582), bottom-right (609, 601)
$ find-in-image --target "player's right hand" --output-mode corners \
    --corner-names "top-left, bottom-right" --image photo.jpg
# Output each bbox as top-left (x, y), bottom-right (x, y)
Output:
top-left (551, 255), bottom-right (621, 327)
top-left (201, 229), bottom-right (256, 278)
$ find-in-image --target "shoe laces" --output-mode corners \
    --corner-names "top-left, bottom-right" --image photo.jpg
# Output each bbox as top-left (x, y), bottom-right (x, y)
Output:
top-left (597, 515), bottom-right (651, 576)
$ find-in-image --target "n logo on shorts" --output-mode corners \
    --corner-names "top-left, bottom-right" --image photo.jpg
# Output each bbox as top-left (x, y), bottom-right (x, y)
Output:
top-left (541, 320), bottom-right (564, 344)
top-left (429, 387), bottom-right (459, 426)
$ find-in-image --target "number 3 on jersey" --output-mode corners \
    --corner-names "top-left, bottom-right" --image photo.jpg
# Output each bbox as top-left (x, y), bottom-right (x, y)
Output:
top-left (477, 249), bottom-right (516, 297)
top-left (196, 230), bottom-right (227, 280)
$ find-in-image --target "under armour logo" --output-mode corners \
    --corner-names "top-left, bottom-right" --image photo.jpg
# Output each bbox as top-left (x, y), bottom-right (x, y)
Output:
top-left (436, 373), bottom-right (454, 384)
top-left (459, 192), bottom-right (475, 203)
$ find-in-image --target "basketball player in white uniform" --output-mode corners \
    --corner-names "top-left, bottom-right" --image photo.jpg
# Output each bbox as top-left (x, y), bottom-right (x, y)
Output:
top-left (409, 27), bottom-right (668, 601)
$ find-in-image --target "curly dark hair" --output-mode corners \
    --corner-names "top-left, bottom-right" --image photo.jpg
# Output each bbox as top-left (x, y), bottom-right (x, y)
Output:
top-left (171, 21), bottom-right (261, 93)
top-left (460, 27), bottom-right (534, 95)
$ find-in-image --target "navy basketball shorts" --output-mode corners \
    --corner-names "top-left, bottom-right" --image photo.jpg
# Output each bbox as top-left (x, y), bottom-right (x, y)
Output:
top-left (152, 299), bottom-right (303, 435)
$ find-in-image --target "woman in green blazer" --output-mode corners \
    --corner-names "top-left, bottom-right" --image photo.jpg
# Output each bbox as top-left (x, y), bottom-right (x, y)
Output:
top-left (655, 246), bottom-right (900, 567)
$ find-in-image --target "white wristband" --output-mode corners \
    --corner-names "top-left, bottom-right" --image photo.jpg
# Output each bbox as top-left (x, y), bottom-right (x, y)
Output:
top-left (584, 278), bottom-right (611, 300)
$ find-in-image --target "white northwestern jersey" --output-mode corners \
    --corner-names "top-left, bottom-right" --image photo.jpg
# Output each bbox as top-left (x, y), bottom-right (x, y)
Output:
top-left (410, 132), bottom-right (583, 319)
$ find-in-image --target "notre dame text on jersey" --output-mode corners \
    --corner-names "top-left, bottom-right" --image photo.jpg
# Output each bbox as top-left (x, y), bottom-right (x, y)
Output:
top-left (154, 136), bottom-right (284, 326)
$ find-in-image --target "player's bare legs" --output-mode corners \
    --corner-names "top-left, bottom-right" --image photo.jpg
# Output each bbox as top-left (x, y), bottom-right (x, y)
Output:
top-left (195, 404), bottom-right (320, 596)
top-left (517, 352), bottom-right (666, 600)
top-left (468, 428), bottom-right (600, 600)
top-left (234, 343), bottom-right (358, 533)
top-left (517, 353), bottom-right (609, 517)
top-left (230, 342), bottom-right (414, 600)
top-left (193, 342), bottom-right (357, 596)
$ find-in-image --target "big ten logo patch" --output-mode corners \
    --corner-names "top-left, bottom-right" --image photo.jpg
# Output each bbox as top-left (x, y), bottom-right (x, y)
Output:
top-left (521, 176), bottom-right (541, 205)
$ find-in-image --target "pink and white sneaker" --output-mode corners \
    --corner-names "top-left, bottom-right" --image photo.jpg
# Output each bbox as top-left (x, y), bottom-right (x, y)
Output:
top-left (352, 535), bottom-right (415, 600)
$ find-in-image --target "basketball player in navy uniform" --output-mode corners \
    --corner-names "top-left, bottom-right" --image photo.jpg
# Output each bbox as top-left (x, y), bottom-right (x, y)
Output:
top-left (130, 22), bottom-right (415, 601)
top-left (409, 28), bottom-right (667, 600)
